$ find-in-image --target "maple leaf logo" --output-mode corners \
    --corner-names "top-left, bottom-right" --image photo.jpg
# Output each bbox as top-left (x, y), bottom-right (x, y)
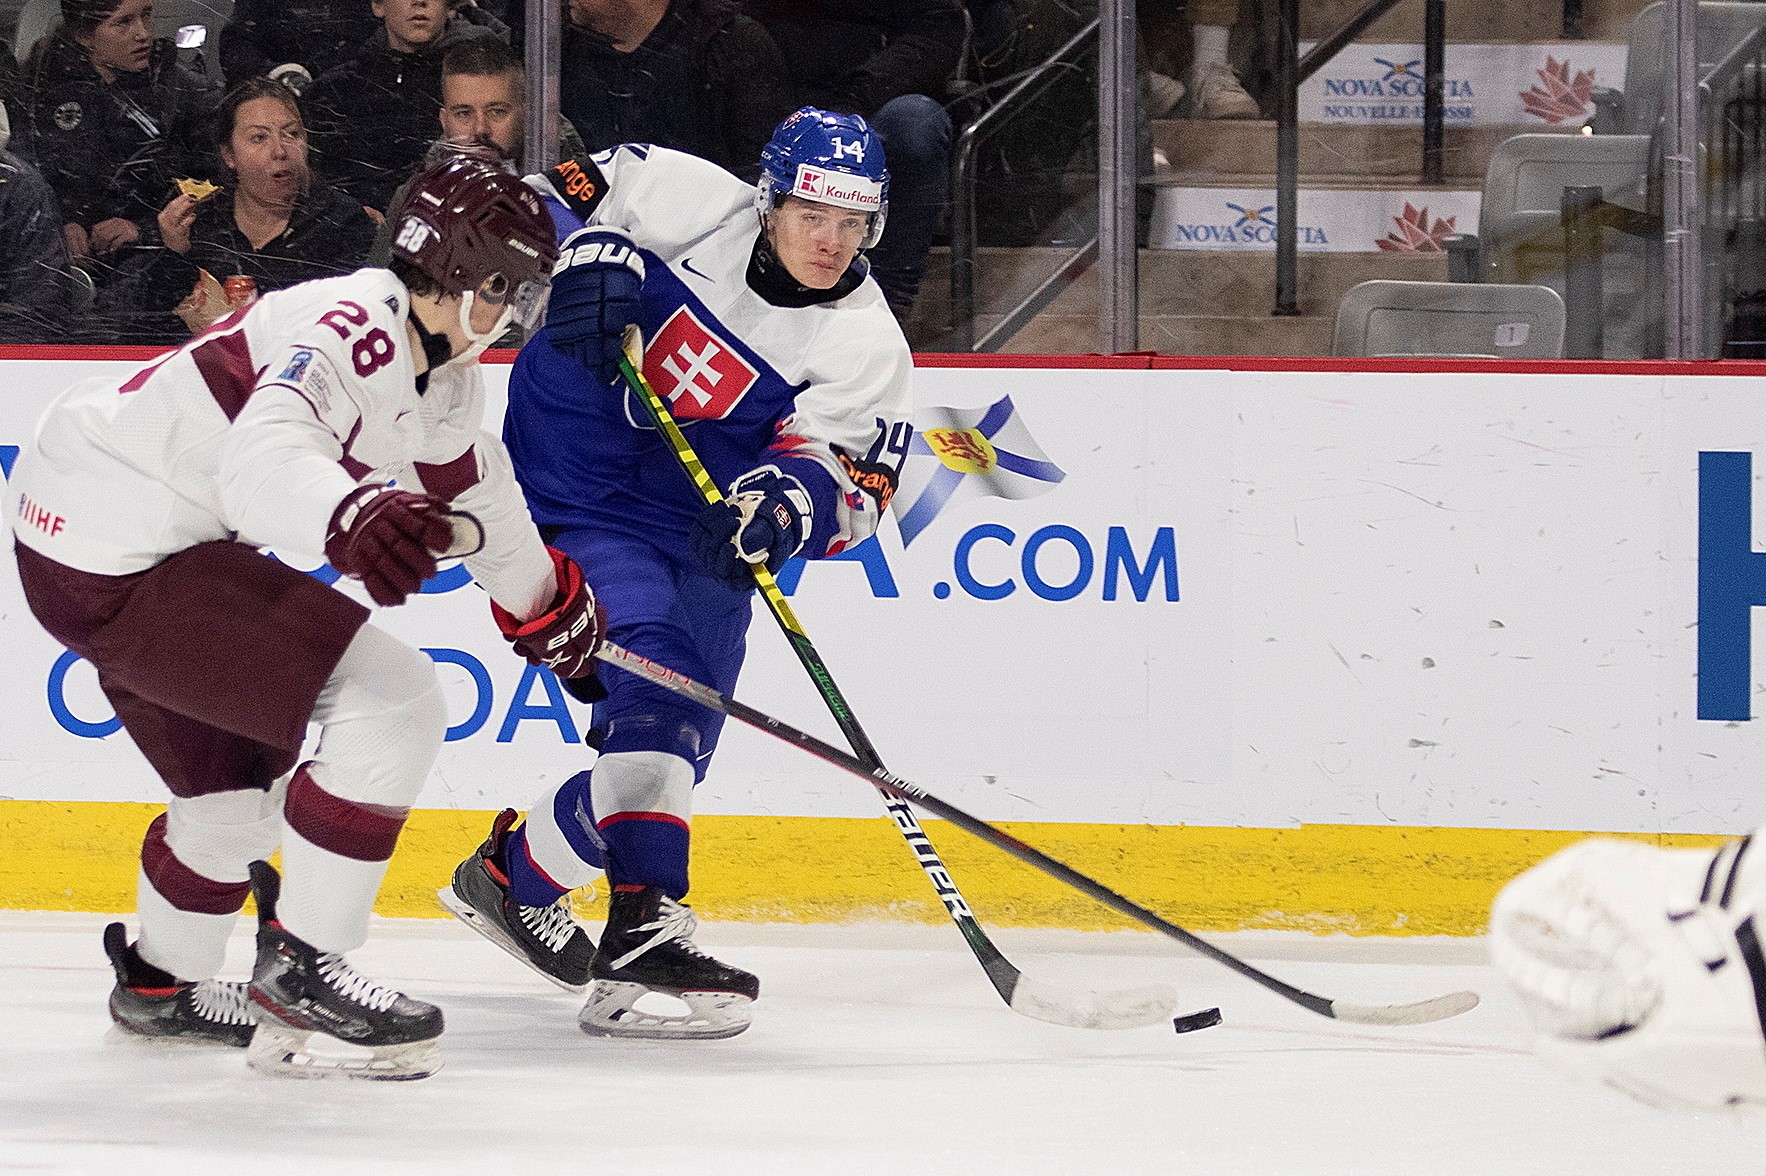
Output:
top-left (1520, 56), bottom-right (1596, 123)
top-left (1376, 203), bottom-right (1456, 252)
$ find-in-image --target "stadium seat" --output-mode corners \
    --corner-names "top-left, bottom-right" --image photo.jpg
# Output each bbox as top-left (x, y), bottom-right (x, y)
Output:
top-left (1590, 1), bottom-right (1766, 135)
top-left (1476, 132), bottom-right (1654, 286)
top-left (1332, 280), bottom-right (1567, 359)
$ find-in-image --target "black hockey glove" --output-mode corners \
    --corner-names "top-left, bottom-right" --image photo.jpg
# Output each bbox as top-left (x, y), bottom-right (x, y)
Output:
top-left (691, 467), bottom-right (813, 587)
top-left (547, 226), bottom-right (644, 385)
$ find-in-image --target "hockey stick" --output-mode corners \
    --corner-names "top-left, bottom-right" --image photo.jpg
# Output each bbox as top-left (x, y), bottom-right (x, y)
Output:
top-left (614, 330), bottom-right (1172, 1031)
top-left (594, 639), bottom-right (1482, 1027)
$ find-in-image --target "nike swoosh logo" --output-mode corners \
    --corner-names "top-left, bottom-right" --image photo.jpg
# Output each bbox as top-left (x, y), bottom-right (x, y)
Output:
top-left (680, 256), bottom-right (711, 280)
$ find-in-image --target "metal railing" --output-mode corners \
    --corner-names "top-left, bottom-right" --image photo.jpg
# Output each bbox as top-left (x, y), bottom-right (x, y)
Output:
top-left (1552, 22), bottom-right (1764, 357)
top-left (948, 19), bottom-right (1099, 352)
top-left (1272, 0), bottom-right (1447, 315)
top-left (1702, 28), bottom-right (1766, 354)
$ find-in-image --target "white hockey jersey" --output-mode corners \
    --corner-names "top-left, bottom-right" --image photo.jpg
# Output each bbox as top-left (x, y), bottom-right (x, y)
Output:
top-left (10, 269), bottom-right (554, 617)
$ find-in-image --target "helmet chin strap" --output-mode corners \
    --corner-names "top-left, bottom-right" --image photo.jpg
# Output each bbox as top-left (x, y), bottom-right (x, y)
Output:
top-left (455, 289), bottom-right (514, 363)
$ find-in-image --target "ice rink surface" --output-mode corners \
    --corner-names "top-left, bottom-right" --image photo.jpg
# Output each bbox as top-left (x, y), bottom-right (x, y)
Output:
top-left (2, 911), bottom-right (1761, 1176)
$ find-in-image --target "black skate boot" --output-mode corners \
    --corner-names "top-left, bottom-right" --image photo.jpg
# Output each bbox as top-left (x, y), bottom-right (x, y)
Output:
top-left (438, 808), bottom-right (595, 989)
top-left (244, 860), bottom-right (444, 1080)
top-left (101, 922), bottom-right (255, 1047)
top-left (579, 884), bottom-right (759, 1041)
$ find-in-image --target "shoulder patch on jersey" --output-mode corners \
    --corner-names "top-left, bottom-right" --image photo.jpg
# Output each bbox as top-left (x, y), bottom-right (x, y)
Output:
top-left (277, 349), bottom-right (314, 383)
top-left (269, 344), bottom-right (345, 415)
top-left (833, 445), bottom-right (898, 513)
top-left (542, 155), bottom-right (608, 223)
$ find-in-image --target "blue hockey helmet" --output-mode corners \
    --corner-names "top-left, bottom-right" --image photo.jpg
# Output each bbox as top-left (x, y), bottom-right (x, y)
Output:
top-left (755, 107), bottom-right (889, 250)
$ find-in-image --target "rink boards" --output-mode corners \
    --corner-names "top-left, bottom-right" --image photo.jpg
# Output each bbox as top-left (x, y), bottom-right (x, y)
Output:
top-left (2, 351), bottom-right (1762, 934)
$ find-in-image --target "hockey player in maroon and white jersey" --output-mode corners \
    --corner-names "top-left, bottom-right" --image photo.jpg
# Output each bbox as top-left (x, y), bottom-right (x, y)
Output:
top-left (7, 156), bottom-right (604, 1081)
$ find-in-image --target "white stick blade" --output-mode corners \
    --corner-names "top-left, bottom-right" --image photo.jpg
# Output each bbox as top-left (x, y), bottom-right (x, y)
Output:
top-left (1329, 989), bottom-right (1481, 1026)
top-left (1008, 976), bottom-right (1180, 1030)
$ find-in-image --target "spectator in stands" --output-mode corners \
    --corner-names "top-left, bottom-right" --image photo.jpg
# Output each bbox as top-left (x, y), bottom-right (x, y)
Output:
top-left (218, 0), bottom-right (381, 93)
top-left (301, 0), bottom-right (501, 213)
top-left (367, 38), bottom-right (586, 265)
top-left (99, 75), bottom-right (376, 342)
top-left (0, 102), bottom-right (75, 343)
top-left (1186, 2), bottom-right (1259, 119)
top-left (744, 0), bottom-right (963, 316)
top-left (438, 35), bottom-right (584, 167)
top-left (220, 0), bottom-right (509, 92)
top-left (559, 0), bottom-right (791, 181)
top-left (1141, 1), bottom-right (1258, 120)
top-left (16, 0), bottom-right (220, 267)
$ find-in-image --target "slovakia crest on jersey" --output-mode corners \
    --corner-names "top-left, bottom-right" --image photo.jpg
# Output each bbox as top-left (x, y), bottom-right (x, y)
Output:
top-left (642, 306), bottom-right (759, 420)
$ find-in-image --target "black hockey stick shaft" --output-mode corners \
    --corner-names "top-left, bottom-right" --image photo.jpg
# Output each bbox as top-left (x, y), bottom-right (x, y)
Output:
top-left (595, 639), bottom-right (1479, 1025)
top-left (615, 335), bottom-right (1025, 1003)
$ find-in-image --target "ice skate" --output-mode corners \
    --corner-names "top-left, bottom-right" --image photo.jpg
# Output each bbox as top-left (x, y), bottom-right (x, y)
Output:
top-left (244, 861), bottom-right (444, 1080)
top-left (438, 808), bottom-right (595, 990)
top-left (101, 922), bottom-right (256, 1047)
top-left (579, 885), bottom-right (758, 1041)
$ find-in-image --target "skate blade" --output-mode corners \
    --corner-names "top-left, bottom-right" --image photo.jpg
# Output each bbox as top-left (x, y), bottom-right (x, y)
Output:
top-left (436, 884), bottom-right (588, 992)
top-left (247, 1021), bottom-right (440, 1081)
top-left (578, 980), bottom-right (753, 1041)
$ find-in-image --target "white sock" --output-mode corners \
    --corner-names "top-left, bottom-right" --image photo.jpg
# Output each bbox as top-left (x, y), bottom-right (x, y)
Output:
top-left (1193, 24), bottom-right (1231, 70)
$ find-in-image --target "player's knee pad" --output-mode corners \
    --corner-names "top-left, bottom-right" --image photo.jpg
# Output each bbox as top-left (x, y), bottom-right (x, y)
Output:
top-left (601, 711), bottom-right (702, 762)
top-left (1490, 835), bottom-right (1766, 1111)
top-left (309, 628), bottom-right (446, 808)
top-left (161, 782), bottom-right (286, 884)
top-left (601, 707), bottom-right (719, 784)
top-left (590, 750), bottom-right (696, 829)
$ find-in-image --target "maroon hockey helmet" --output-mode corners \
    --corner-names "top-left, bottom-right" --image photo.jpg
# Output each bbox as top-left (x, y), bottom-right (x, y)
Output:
top-left (388, 156), bottom-right (558, 333)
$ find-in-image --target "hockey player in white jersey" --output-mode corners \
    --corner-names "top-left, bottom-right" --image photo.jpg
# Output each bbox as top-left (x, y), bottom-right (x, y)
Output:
top-left (439, 109), bottom-right (914, 1040)
top-left (8, 156), bottom-right (605, 1080)
top-left (1489, 831), bottom-right (1766, 1111)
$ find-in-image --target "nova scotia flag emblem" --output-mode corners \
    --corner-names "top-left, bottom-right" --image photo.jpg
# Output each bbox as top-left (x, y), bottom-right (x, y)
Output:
top-left (892, 396), bottom-right (1065, 546)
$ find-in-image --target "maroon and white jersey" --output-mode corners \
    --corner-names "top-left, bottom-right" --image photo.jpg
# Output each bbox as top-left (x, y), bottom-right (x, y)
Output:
top-left (9, 268), bottom-right (554, 617)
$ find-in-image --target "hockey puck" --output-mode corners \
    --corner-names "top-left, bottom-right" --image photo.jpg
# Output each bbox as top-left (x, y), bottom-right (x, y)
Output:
top-left (1172, 1007), bottom-right (1222, 1034)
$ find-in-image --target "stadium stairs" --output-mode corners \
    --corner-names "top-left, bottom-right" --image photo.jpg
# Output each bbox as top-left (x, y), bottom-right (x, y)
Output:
top-left (906, 0), bottom-right (1648, 356)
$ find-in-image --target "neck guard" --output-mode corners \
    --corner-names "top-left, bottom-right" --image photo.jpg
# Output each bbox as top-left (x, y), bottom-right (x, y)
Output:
top-left (746, 232), bottom-right (865, 308)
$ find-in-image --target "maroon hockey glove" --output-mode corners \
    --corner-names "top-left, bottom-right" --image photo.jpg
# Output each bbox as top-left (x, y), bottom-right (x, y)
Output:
top-left (324, 484), bottom-right (456, 607)
top-left (491, 547), bottom-right (606, 682)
